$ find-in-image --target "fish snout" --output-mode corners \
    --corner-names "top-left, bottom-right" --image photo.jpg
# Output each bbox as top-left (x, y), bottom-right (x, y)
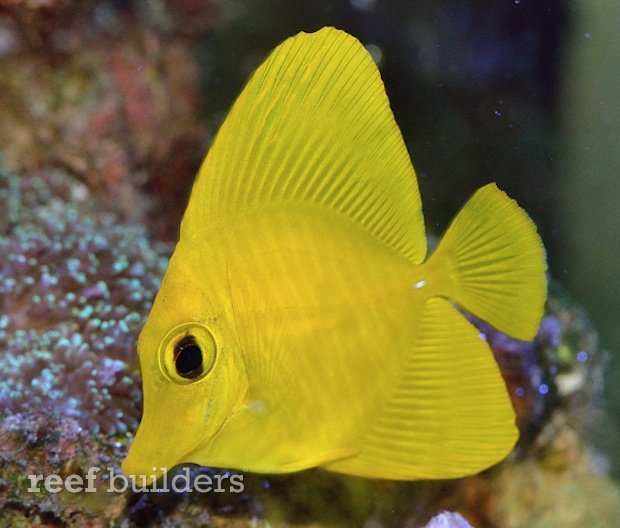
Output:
top-left (121, 414), bottom-right (193, 485)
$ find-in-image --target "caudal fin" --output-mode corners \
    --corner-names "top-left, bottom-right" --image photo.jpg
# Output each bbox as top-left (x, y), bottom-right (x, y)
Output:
top-left (426, 183), bottom-right (547, 341)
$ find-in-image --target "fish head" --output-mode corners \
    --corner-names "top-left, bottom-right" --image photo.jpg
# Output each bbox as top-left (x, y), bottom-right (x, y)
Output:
top-left (122, 247), bottom-right (247, 484)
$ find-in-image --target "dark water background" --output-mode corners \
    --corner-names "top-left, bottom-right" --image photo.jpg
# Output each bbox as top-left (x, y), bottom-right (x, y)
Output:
top-left (198, 0), bottom-right (620, 473)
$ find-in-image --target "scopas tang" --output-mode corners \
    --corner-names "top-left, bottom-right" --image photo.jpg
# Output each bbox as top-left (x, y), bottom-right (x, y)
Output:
top-left (122, 27), bottom-right (546, 481)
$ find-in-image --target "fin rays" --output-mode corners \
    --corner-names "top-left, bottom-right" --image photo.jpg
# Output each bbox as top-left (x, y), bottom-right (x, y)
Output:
top-left (325, 297), bottom-right (518, 480)
top-left (428, 183), bottom-right (547, 340)
top-left (182, 27), bottom-right (426, 264)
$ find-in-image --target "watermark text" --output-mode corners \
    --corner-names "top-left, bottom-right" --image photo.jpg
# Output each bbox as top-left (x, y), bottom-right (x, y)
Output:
top-left (27, 467), bottom-right (244, 494)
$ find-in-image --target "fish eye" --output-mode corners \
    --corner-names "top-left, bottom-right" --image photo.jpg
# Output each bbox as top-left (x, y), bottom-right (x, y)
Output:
top-left (174, 336), bottom-right (203, 379)
top-left (159, 322), bottom-right (217, 384)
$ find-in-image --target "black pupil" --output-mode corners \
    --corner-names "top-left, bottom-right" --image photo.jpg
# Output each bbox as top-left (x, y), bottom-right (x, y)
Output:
top-left (174, 336), bottom-right (203, 379)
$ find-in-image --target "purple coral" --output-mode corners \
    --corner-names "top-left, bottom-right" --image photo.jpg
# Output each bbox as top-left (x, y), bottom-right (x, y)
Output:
top-left (0, 168), bottom-right (171, 435)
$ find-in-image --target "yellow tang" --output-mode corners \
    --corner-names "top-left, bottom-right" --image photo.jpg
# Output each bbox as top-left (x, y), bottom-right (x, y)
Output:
top-left (122, 27), bottom-right (546, 482)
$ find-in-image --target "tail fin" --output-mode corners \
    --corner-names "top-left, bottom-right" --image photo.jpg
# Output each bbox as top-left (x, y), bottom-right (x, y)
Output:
top-left (426, 183), bottom-right (547, 341)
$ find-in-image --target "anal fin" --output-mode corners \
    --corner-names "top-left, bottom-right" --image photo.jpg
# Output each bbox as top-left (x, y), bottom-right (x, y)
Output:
top-left (323, 297), bottom-right (518, 480)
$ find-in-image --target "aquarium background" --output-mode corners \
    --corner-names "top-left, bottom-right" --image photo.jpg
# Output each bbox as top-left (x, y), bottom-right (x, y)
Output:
top-left (1, 0), bottom-right (619, 526)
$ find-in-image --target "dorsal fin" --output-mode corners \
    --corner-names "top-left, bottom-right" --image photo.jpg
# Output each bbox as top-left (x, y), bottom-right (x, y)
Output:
top-left (182, 27), bottom-right (426, 264)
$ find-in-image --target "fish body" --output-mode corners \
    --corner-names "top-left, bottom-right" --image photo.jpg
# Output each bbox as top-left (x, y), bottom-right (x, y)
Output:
top-left (122, 27), bottom-right (546, 481)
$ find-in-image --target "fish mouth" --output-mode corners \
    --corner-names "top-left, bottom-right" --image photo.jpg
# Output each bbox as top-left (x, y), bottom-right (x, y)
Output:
top-left (121, 397), bottom-right (235, 485)
top-left (122, 446), bottom-right (198, 487)
top-left (121, 419), bottom-right (203, 486)
top-left (122, 444), bottom-right (171, 485)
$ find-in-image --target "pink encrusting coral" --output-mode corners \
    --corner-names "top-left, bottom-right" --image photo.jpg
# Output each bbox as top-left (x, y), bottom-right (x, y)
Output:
top-left (0, 0), bottom-right (210, 239)
top-left (0, 167), bottom-right (172, 435)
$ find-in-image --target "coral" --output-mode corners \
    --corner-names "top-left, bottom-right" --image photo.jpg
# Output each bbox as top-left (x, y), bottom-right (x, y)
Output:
top-left (0, 167), bottom-right (171, 436)
top-left (484, 416), bottom-right (620, 527)
top-left (466, 280), bottom-right (604, 449)
top-left (0, 411), bottom-right (127, 526)
top-left (0, 0), bottom-right (215, 237)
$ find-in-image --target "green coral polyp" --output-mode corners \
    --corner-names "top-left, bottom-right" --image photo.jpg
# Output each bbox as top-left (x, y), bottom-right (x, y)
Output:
top-left (0, 168), bottom-right (172, 436)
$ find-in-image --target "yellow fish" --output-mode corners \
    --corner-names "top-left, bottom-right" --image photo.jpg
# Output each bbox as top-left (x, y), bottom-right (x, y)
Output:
top-left (122, 27), bottom-right (546, 482)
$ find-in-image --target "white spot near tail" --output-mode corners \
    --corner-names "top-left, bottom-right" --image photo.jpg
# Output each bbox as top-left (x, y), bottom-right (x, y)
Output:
top-left (413, 280), bottom-right (426, 289)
